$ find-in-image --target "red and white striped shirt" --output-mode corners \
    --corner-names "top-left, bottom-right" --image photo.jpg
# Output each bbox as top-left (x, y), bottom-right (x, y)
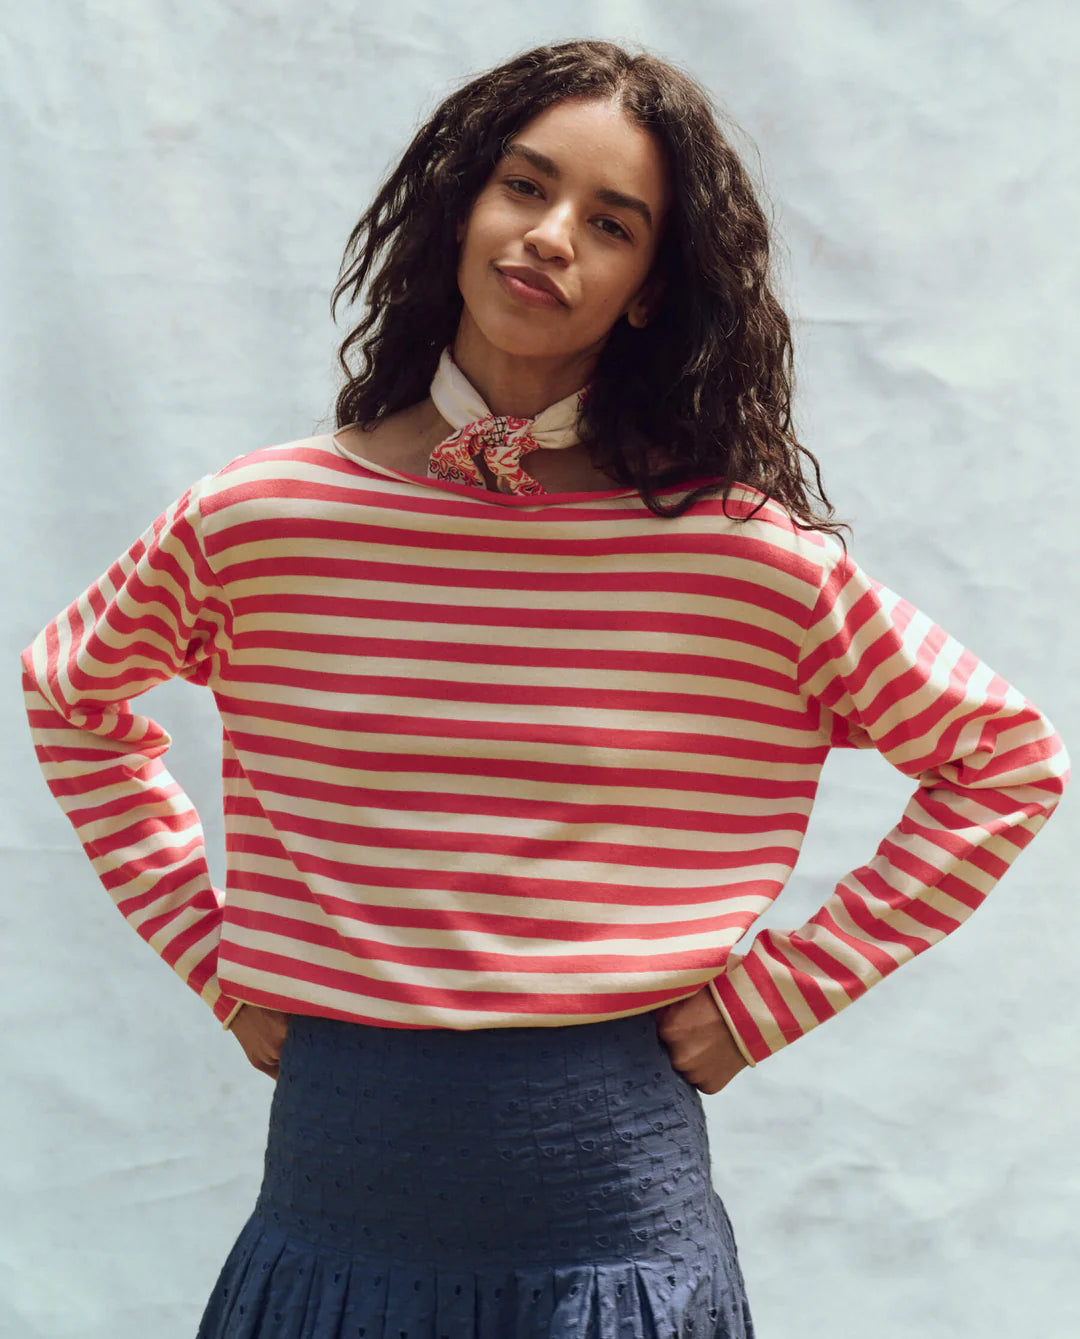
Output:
top-left (20, 431), bottom-right (1069, 1064)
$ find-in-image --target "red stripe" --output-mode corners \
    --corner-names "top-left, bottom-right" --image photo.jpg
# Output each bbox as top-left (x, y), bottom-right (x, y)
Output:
top-left (874, 835), bottom-right (994, 915)
top-left (238, 628), bottom-right (798, 694)
top-left (207, 508), bottom-right (820, 589)
top-left (142, 895), bottom-right (223, 966)
top-left (741, 953), bottom-right (804, 1043)
top-left (221, 661), bottom-right (814, 732)
top-left (225, 902), bottom-right (752, 969)
top-left (709, 973), bottom-right (772, 1062)
top-left (234, 763), bottom-right (811, 837)
top-left (221, 730), bottom-right (821, 802)
top-left (763, 929), bottom-right (858, 1014)
top-left (228, 828), bottom-right (785, 907)
top-left (228, 590), bottom-right (802, 663)
top-left (48, 782), bottom-right (188, 829)
top-left (226, 800), bottom-right (802, 872)
top-left (228, 869), bottom-right (755, 945)
top-left (831, 875), bottom-right (940, 958)
top-left (219, 941), bottom-right (690, 1016)
top-left (210, 691), bottom-right (831, 766)
top-left (106, 834), bottom-right (210, 900)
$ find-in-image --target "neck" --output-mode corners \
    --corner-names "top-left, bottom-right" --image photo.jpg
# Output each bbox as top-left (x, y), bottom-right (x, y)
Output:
top-left (450, 320), bottom-right (596, 419)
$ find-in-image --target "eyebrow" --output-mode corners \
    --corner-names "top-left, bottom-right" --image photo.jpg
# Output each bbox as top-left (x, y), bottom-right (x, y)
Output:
top-left (501, 141), bottom-right (654, 232)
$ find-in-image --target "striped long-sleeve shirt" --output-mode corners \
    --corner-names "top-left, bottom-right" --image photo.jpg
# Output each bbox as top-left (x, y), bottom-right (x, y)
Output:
top-left (20, 430), bottom-right (1069, 1064)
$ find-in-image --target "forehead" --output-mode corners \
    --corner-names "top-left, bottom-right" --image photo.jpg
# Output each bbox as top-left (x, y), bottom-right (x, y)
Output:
top-left (501, 97), bottom-right (671, 216)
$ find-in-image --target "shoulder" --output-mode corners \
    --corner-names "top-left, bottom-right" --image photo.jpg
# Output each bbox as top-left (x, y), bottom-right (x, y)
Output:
top-left (690, 481), bottom-right (845, 579)
top-left (211, 432), bottom-right (342, 482)
top-left (194, 432), bottom-right (348, 509)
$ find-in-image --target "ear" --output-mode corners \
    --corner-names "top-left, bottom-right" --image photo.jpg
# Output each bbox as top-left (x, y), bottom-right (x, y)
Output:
top-left (626, 270), bottom-right (666, 329)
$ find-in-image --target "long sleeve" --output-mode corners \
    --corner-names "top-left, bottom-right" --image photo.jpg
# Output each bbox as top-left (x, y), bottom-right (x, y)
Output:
top-left (709, 546), bottom-right (1070, 1066)
top-left (20, 476), bottom-right (242, 1027)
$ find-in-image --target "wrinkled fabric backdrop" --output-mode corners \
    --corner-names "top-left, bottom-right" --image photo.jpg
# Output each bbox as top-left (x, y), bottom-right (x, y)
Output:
top-left (3, 3), bottom-right (1077, 1336)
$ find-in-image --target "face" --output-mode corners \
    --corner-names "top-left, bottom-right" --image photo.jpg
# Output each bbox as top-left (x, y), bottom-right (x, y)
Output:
top-left (453, 96), bottom-right (672, 371)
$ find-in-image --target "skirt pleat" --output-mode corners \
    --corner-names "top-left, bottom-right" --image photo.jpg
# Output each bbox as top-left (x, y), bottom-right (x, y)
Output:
top-left (196, 1010), bottom-right (755, 1339)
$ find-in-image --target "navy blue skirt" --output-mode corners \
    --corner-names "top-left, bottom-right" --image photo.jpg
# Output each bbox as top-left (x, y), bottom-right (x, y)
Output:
top-left (196, 1009), bottom-right (755, 1338)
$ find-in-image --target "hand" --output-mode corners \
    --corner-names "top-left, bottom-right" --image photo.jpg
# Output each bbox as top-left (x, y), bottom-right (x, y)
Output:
top-left (655, 983), bottom-right (749, 1095)
top-left (229, 1003), bottom-right (290, 1080)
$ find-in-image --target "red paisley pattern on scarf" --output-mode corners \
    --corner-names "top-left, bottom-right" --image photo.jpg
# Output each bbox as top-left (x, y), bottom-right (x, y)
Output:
top-left (427, 414), bottom-right (546, 495)
top-left (426, 346), bottom-right (592, 496)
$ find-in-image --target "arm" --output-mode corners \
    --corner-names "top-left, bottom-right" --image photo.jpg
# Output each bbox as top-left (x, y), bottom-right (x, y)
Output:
top-left (710, 547), bottom-right (1070, 1066)
top-left (20, 476), bottom-right (242, 1027)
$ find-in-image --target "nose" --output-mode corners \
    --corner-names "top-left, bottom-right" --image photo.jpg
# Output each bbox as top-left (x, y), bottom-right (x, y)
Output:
top-left (522, 202), bottom-right (575, 261)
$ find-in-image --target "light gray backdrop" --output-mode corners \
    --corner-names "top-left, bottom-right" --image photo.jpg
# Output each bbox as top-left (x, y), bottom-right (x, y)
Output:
top-left (3, 2), bottom-right (1077, 1336)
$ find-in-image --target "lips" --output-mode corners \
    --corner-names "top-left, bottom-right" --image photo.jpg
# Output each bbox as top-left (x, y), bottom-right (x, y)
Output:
top-left (495, 264), bottom-right (567, 306)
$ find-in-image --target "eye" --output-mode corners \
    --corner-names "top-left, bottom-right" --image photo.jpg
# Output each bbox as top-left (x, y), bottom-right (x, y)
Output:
top-left (502, 178), bottom-right (630, 241)
top-left (594, 217), bottom-right (630, 240)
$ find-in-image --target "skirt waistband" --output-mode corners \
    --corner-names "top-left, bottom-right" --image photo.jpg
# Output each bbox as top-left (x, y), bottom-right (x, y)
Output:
top-left (254, 1007), bottom-right (725, 1270)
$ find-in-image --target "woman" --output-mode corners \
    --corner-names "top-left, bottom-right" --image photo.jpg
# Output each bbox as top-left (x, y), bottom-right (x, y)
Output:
top-left (20, 38), bottom-right (1068, 1339)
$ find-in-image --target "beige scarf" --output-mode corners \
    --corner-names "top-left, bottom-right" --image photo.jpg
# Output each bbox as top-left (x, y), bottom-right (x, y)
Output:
top-left (426, 346), bottom-right (590, 496)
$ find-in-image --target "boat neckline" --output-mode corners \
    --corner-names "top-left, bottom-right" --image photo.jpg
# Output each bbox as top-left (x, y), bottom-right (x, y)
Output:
top-left (327, 427), bottom-right (728, 507)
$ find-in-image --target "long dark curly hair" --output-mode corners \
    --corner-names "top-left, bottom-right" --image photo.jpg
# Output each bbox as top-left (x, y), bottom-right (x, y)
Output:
top-left (329, 37), bottom-right (848, 535)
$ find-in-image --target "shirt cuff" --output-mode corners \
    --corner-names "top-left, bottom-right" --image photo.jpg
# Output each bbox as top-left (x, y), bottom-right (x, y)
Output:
top-left (708, 975), bottom-right (758, 1067)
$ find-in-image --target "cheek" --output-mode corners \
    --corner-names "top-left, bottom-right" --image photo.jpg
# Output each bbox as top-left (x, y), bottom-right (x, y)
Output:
top-left (469, 215), bottom-right (503, 255)
top-left (591, 265), bottom-right (642, 315)
top-left (457, 212), bottom-right (511, 300)
top-left (458, 218), bottom-right (489, 276)
top-left (457, 239), bottom-right (489, 300)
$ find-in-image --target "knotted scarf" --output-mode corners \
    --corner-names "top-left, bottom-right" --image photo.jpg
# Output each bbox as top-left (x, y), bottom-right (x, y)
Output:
top-left (427, 346), bottom-right (591, 496)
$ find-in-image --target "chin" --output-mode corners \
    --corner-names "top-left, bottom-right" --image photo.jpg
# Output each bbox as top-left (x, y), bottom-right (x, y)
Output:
top-left (453, 271), bottom-right (572, 356)
top-left (465, 313), bottom-right (579, 363)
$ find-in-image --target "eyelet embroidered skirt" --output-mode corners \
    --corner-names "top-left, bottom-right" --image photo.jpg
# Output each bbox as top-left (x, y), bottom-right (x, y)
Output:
top-left (195, 1009), bottom-right (755, 1338)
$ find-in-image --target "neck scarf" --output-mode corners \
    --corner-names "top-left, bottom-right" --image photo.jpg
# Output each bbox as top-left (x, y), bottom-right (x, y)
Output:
top-left (427, 346), bottom-right (591, 496)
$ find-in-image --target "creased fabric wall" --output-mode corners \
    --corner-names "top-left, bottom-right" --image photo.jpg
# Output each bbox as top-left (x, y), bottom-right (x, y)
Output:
top-left (3, 3), bottom-right (1076, 1337)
